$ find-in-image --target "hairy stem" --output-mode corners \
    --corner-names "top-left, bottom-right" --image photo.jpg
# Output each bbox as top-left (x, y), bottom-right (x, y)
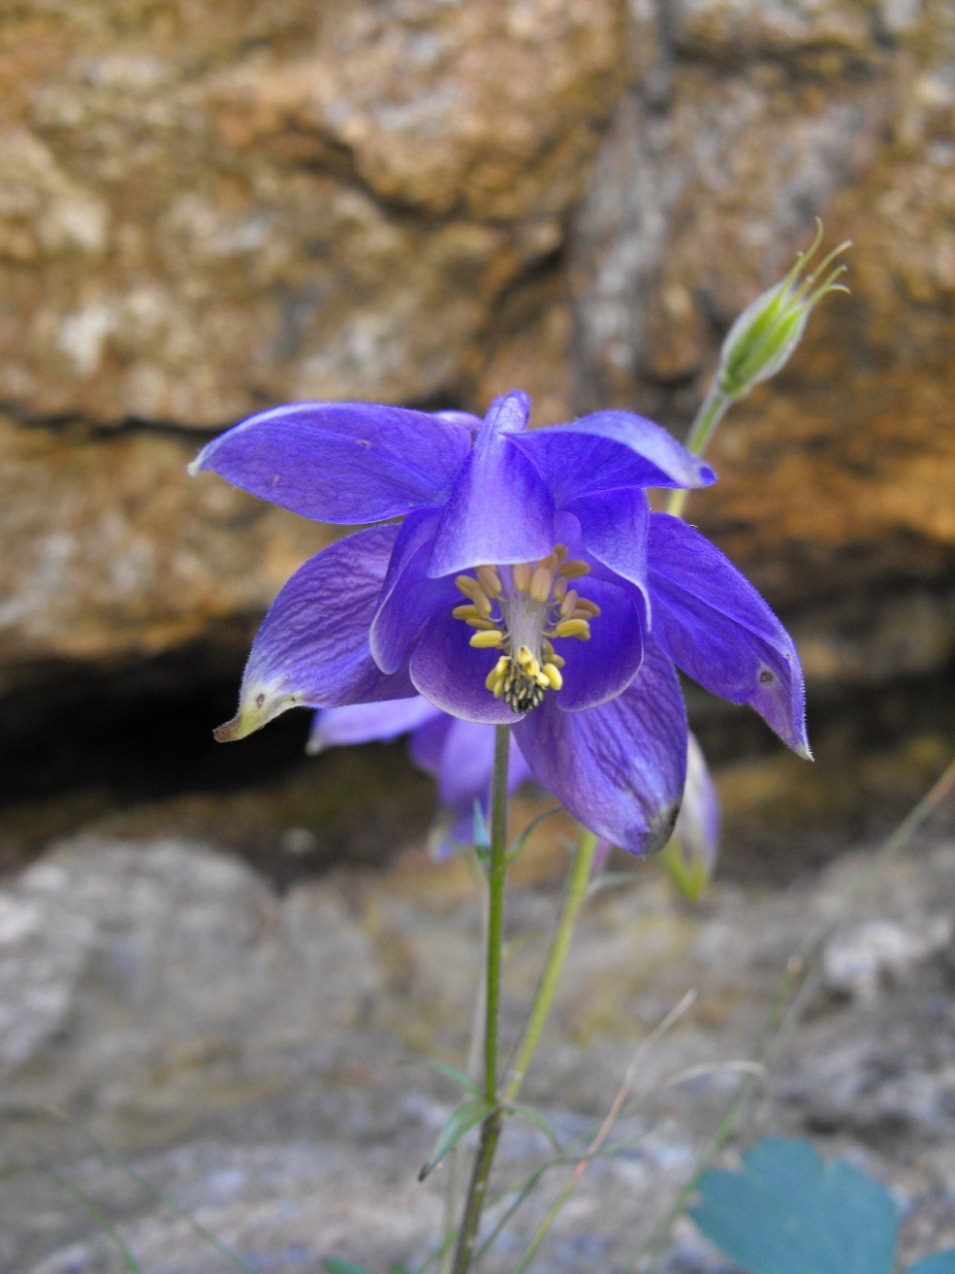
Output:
top-left (450, 724), bottom-right (511, 1274)
top-left (666, 383), bottom-right (732, 518)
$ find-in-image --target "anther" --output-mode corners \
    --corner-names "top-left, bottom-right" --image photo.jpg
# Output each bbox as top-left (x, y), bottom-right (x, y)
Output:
top-left (512, 562), bottom-right (533, 592)
top-left (469, 630), bottom-right (505, 649)
top-left (559, 559), bottom-right (590, 580)
top-left (454, 576), bottom-right (493, 617)
top-left (475, 565), bottom-right (503, 597)
top-left (542, 662), bottom-right (563, 690)
top-left (554, 618), bottom-right (591, 640)
top-left (529, 567), bottom-right (552, 604)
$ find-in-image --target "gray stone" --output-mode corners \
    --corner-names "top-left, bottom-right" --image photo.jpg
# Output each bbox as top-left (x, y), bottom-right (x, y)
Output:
top-left (3, 830), bottom-right (955, 1271)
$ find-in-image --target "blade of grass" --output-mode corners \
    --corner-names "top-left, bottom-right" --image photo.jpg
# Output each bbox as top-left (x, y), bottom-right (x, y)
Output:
top-left (0, 1161), bottom-right (142, 1272)
top-left (44, 1109), bottom-right (260, 1274)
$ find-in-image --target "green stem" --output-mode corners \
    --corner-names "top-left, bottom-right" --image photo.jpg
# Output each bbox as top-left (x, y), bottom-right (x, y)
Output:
top-left (666, 383), bottom-right (732, 518)
top-left (450, 724), bottom-right (511, 1274)
top-left (503, 829), bottom-right (599, 1104)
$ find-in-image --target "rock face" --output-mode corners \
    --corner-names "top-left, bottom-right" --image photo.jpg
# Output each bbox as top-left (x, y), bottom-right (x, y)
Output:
top-left (3, 831), bottom-right (955, 1272)
top-left (1, 0), bottom-right (954, 739)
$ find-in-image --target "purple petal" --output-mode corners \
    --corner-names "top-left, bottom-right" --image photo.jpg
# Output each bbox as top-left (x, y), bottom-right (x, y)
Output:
top-left (370, 508), bottom-right (456, 674)
top-left (435, 409), bottom-right (485, 437)
top-left (564, 486), bottom-right (650, 594)
top-left (428, 393), bottom-right (555, 577)
top-left (190, 401), bottom-right (471, 524)
top-left (308, 696), bottom-right (440, 752)
top-left (413, 714), bottom-right (534, 855)
top-left (406, 711), bottom-right (454, 776)
top-left (514, 639), bottom-right (688, 855)
top-left (648, 514), bottom-right (810, 756)
top-left (216, 525), bottom-right (414, 740)
top-left (511, 410), bottom-right (715, 505)
top-left (409, 607), bottom-right (520, 724)
top-left (553, 574), bottom-right (647, 711)
top-left (432, 717), bottom-right (502, 809)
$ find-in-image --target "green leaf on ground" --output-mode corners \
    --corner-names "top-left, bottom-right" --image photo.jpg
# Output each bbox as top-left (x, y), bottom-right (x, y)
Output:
top-left (690, 1137), bottom-right (898, 1274)
top-left (907, 1253), bottom-right (955, 1274)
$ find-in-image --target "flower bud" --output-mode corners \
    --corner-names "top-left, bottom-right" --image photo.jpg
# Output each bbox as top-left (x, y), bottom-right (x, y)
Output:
top-left (659, 733), bottom-right (720, 901)
top-left (717, 222), bottom-right (850, 401)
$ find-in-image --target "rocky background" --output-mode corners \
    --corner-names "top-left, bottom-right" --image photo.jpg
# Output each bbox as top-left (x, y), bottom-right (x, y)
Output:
top-left (2, 1), bottom-right (955, 1270)
top-left (2, 0), bottom-right (954, 831)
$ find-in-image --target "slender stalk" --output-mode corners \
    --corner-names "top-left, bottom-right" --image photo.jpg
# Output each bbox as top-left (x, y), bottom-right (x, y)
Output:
top-left (450, 725), bottom-right (511, 1274)
top-left (503, 829), bottom-right (599, 1104)
top-left (666, 383), bottom-right (732, 518)
top-left (439, 887), bottom-right (489, 1274)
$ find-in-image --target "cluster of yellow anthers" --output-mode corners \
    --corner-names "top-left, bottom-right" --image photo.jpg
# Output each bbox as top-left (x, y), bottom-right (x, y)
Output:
top-left (452, 545), bottom-right (601, 713)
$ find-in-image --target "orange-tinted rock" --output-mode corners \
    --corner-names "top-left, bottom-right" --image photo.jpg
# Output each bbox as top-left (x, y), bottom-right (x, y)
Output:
top-left (0, 0), bottom-right (954, 710)
top-left (0, 414), bottom-right (328, 693)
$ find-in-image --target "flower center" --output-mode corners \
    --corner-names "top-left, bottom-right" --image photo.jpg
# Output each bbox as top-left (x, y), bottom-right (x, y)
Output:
top-left (452, 545), bottom-right (600, 714)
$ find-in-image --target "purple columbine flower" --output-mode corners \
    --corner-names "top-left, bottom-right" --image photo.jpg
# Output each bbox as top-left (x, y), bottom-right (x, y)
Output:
top-left (308, 696), bottom-right (533, 856)
top-left (190, 390), bottom-right (809, 854)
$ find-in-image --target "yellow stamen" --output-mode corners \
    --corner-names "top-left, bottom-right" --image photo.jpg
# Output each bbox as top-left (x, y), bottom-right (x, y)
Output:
top-left (475, 565), bottom-right (503, 598)
top-left (529, 567), bottom-right (552, 604)
top-left (454, 576), bottom-right (492, 617)
top-left (542, 662), bottom-right (563, 690)
top-left (465, 617), bottom-right (498, 630)
top-left (554, 618), bottom-right (591, 639)
top-left (560, 589), bottom-right (578, 619)
top-left (452, 603), bottom-right (481, 620)
top-left (512, 562), bottom-right (532, 592)
top-left (574, 598), bottom-right (601, 617)
top-left (469, 630), bottom-right (505, 649)
top-left (485, 656), bottom-right (508, 692)
top-left (559, 559), bottom-right (590, 580)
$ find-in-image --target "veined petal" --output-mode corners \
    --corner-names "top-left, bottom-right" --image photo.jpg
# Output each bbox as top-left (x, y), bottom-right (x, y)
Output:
top-left (564, 485), bottom-right (650, 596)
top-left (438, 717), bottom-right (530, 809)
top-left (190, 401), bottom-right (471, 524)
top-left (511, 409), bottom-right (715, 505)
top-left (554, 574), bottom-right (647, 711)
top-left (648, 514), bottom-right (810, 756)
top-left (216, 525), bottom-right (414, 741)
top-left (410, 607), bottom-right (522, 724)
top-left (370, 508), bottom-right (456, 674)
top-left (412, 714), bottom-right (534, 855)
top-left (307, 696), bottom-right (440, 753)
top-left (428, 392), bottom-right (555, 577)
top-left (514, 639), bottom-right (688, 855)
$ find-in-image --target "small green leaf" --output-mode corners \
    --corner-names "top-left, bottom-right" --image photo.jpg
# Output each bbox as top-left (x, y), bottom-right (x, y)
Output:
top-left (907, 1253), bottom-right (955, 1274)
top-left (472, 799), bottom-right (490, 852)
top-left (505, 1102), bottom-right (561, 1148)
top-left (418, 1098), bottom-right (494, 1181)
top-left (419, 1059), bottom-right (481, 1100)
top-left (691, 1137), bottom-right (898, 1274)
top-left (323, 1261), bottom-right (375, 1274)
